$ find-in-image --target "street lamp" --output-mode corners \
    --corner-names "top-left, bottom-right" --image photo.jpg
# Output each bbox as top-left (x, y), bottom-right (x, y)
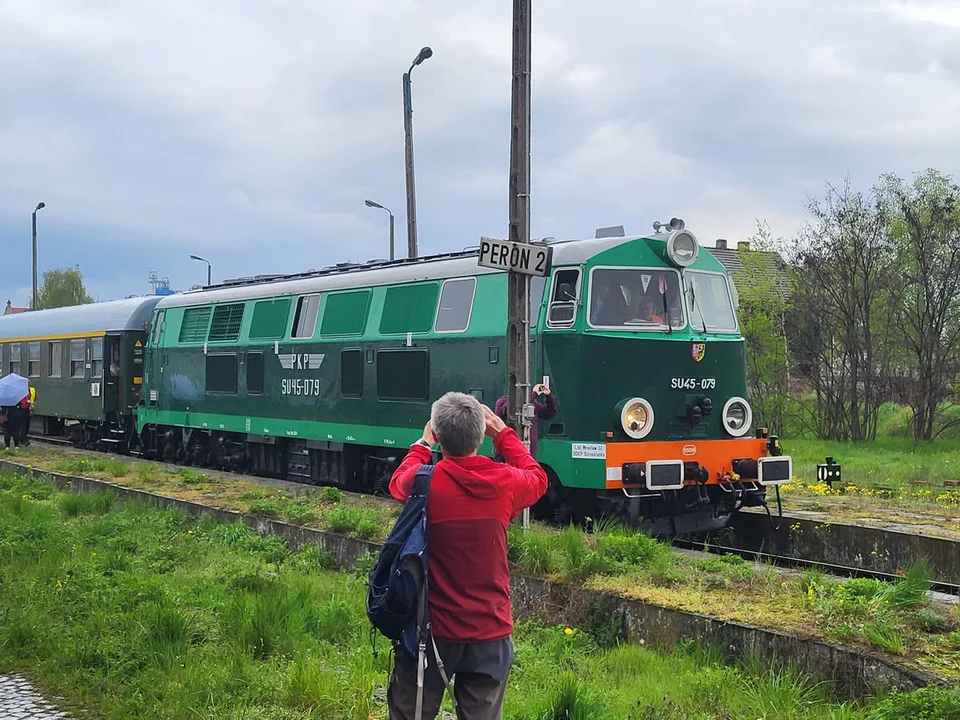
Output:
top-left (403, 46), bottom-right (433, 260)
top-left (364, 200), bottom-right (395, 261)
top-left (189, 255), bottom-right (212, 286)
top-left (32, 202), bottom-right (45, 311)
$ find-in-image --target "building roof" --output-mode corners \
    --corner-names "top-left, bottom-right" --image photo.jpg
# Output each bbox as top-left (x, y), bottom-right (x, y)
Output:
top-left (704, 240), bottom-right (790, 298)
top-left (3, 301), bottom-right (28, 316)
top-left (0, 296), bottom-right (164, 342)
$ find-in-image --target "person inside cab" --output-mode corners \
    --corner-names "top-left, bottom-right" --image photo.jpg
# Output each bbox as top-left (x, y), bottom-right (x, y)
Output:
top-left (590, 273), bottom-right (630, 326)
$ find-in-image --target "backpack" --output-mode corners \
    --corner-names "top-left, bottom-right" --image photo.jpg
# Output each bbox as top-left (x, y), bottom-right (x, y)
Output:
top-left (366, 464), bottom-right (456, 718)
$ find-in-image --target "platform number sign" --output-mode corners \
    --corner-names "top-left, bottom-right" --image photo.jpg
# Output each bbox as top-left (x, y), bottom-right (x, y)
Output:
top-left (477, 237), bottom-right (553, 277)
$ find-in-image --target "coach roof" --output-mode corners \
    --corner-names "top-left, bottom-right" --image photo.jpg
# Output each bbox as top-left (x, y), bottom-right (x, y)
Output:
top-left (0, 296), bottom-right (163, 342)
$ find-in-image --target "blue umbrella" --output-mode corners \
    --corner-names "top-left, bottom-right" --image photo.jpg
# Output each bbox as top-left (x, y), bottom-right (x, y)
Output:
top-left (0, 373), bottom-right (28, 407)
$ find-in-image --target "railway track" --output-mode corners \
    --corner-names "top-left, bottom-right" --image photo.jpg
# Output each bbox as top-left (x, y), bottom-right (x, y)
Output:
top-left (19, 434), bottom-right (960, 596)
top-left (672, 538), bottom-right (960, 597)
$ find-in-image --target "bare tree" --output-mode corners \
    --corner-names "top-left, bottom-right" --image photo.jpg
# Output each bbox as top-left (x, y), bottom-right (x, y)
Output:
top-left (882, 170), bottom-right (960, 442)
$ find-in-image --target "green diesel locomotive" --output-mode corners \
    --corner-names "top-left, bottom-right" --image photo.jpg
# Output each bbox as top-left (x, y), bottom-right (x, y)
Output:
top-left (134, 223), bottom-right (791, 534)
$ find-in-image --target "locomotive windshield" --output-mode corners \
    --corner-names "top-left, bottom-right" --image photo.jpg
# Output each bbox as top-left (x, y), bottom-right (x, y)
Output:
top-left (588, 268), bottom-right (685, 328)
top-left (684, 271), bottom-right (737, 332)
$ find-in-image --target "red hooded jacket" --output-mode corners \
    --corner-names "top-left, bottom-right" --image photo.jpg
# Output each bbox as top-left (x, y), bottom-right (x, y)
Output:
top-left (389, 427), bottom-right (547, 642)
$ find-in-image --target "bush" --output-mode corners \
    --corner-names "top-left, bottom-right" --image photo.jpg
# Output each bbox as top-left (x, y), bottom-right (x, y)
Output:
top-left (868, 687), bottom-right (960, 720)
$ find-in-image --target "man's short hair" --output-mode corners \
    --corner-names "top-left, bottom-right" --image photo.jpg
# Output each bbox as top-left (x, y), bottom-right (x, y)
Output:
top-left (431, 392), bottom-right (486, 457)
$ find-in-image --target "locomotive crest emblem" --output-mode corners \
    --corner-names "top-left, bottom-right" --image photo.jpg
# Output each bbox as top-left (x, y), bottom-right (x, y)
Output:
top-left (691, 343), bottom-right (705, 363)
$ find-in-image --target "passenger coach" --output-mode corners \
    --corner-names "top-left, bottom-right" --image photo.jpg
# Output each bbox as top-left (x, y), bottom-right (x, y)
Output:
top-left (0, 297), bottom-right (161, 449)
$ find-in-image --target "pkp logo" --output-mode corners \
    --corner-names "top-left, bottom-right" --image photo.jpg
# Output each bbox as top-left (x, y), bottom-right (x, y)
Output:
top-left (682, 444), bottom-right (697, 456)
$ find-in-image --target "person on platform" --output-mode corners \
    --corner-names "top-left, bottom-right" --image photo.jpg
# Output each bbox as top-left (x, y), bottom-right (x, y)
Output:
top-left (17, 385), bottom-right (36, 446)
top-left (2, 404), bottom-right (22, 450)
top-left (494, 383), bottom-right (556, 459)
top-left (387, 391), bottom-right (547, 720)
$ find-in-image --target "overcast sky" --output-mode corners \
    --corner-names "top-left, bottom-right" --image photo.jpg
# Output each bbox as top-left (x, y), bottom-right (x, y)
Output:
top-left (2, 0), bottom-right (959, 305)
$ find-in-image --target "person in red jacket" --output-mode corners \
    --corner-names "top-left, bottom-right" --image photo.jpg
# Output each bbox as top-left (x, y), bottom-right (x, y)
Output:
top-left (387, 391), bottom-right (548, 720)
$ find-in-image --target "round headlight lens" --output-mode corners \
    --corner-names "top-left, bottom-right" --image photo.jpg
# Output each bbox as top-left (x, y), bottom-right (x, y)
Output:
top-left (667, 230), bottom-right (699, 267)
top-left (621, 397), bottom-right (655, 439)
top-left (722, 397), bottom-right (752, 437)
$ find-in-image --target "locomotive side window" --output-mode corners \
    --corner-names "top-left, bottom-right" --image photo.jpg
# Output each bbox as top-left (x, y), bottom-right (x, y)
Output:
top-left (341, 349), bottom-right (364, 397)
top-left (546, 268), bottom-right (581, 328)
top-left (179, 307), bottom-right (212, 343)
top-left (684, 271), bottom-right (738, 332)
top-left (380, 283), bottom-right (440, 334)
top-left (28, 343), bottom-right (40, 377)
top-left (434, 278), bottom-right (476, 333)
top-left (91, 338), bottom-right (103, 379)
top-left (9, 343), bottom-right (21, 376)
top-left (70, 340), bottom-right (85, 379)
top-left (246, 352), bottom-right (264, 394)
top-left (588, 268), bottom-right (685, 329)
top-left (206, 354), bottom-right (238, 394)
top-left (292, 294), bottom-right (321, 339)
top-left (377, 349), bottom-right (429, 401)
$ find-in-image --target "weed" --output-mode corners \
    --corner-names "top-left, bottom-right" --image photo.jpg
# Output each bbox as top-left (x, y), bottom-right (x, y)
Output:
top-left (319, 486), bottom-right (344, 503)
top-left (177, 467), bottom-right (211, 485)
top-left (863, 621), bottom-right (907, 655)
top-left (59, 490), bottom-right (116, 517)
top-left (248, 498), bottom-right (284, 517)
top-left (868, 686), bottom-right (960, 719)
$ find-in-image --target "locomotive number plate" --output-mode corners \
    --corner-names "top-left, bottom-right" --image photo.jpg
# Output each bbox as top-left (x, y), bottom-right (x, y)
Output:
top-left (670, 377), bottom-right (716, 390)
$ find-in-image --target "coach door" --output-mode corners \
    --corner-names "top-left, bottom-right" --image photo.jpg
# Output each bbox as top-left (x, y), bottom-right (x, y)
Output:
top-left (102, 334), bottom-right (122, 414)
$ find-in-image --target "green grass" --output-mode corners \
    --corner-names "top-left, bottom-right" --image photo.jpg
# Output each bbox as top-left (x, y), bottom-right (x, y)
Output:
top-left (5, 471), bottom-right (958, 719)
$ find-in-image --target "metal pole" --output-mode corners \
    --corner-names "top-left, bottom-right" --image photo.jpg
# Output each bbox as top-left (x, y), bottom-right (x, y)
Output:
top-left (389, 212), bottom-right (395, 261)
top-left (506, 0), bottom-right (533, 530)
top-left (402, 71), bottom-right (418, 259)
top-left (31, 211), bottom-right (38, 310)
top-left (207, 263), bottom-right (211, 286)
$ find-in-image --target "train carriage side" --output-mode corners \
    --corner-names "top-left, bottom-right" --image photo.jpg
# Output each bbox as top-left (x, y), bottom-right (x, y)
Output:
top-left (138, 257), bottom-right (510, 490)
top-left (0, 296), bottom-right (161, 448)
top-left (529, 228), bottom-right (791, 535)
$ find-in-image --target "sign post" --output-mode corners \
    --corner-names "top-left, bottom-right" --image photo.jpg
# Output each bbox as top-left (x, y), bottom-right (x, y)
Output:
top-left (506, 0), bottom-right (535, 531)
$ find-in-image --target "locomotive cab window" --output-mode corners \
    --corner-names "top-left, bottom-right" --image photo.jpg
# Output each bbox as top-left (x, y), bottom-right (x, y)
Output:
top-left (434, 278), bottom-right (477, 333)
top-left (530, 275), bottom-right (547, 328)
top-left (9, 342), bottom-right (21, 376)
top-left (546, 268), bottom-right (581, 328)
top-left (292, 294), bottom-right (320, 339)
top-left (151, 310), bottom-right (165, 345)
top-left (70, 339), bottom-right (85, 378)
top-left (684, 271), bottom-right (738, 333)
top-left (588, 267), bottom-right (685, 329)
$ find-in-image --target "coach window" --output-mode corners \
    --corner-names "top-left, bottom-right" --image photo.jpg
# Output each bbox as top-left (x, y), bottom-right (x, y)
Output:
top-left (48, 341), bottom-right (62, 378)
top-left (9, 343), bottom-right (21, 376)
top-left (206, 354), bottom-right (238, 394)
top-left (546, 268), bottom-right (581, 328)
top-left (292, 294), bottom-right (320, 339)
top-left (246, 352), bottom-right (264, 394)
top-left (28, 343), bottom-right (40, 378)
top-left (434, 278), bottom-right (477, 333)
top-left (91, 338), bottom-right (103, 378)
top-left (341, 349), bottom-right (363, 397)
top-left (70, 339), bottom-right (85, 378)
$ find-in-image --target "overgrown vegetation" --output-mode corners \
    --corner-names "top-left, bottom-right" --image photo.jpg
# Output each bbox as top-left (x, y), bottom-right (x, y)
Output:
top-left (9, 471), bottom-right (951, 719)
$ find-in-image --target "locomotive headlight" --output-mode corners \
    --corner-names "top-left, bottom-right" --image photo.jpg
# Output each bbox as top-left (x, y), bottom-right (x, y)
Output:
top-left (666, 229), bottom-right (699, 267)
top-left (722, 396), bottom-right (752, 437)
top-left (620, 397), bottom-right (655, 439)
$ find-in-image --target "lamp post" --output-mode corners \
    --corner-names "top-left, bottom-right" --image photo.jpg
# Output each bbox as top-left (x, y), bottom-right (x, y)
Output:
top-left (189, 255), bottom-right (212, 286)
top-left (364, 200), bottom-right (395, 261)
top-left (32, 202), bottom-right (45, 310)
top-left (403, 46), bottom-right (433, 260)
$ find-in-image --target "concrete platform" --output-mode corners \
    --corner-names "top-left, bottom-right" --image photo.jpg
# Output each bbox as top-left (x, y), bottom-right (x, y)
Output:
top-left (0, 675), bottom-right (76, 719)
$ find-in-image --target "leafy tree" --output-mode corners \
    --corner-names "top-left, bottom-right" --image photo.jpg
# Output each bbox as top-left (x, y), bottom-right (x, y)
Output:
top-left (31, 266), bottom-right (93, 310)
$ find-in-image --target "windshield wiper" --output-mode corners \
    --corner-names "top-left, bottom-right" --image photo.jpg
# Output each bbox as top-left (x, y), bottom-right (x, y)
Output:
top-left (689, 282), bottom-right (707, 334)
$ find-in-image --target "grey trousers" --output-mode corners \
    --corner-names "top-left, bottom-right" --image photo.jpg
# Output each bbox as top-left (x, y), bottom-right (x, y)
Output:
top-left (387, 637), bottom-right (514, 720)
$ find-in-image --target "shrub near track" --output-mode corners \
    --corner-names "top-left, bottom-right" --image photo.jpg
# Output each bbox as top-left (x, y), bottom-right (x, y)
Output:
top-left (4, 472), bottom-right (959, 719)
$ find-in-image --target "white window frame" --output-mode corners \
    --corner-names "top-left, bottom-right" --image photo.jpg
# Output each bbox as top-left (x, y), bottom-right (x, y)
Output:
top-left (433, 277), bottom-right (477, 334)
top-left (545, 267), bottom-right (583, 330)
top-left (291, 294), bottom-right (321, 340)
top-left (585, 265), bottom-right (688, 332)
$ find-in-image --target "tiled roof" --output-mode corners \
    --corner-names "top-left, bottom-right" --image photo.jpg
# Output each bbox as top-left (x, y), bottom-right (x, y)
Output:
top-left (704, 244), bottom-right (790, 298)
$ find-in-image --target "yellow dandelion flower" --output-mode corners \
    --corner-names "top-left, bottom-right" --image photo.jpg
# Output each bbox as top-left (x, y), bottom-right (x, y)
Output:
top-left (564, 627), bottom-right (574, 635)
